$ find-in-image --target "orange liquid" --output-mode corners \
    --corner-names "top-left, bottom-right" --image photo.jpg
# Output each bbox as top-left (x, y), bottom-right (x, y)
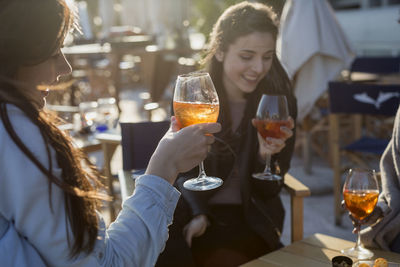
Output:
top-left (253, 119), bottom-right (290, 139)
top-left (343, 190), bottom-right (379, 220)
top-left (173, 101), bottom-right (219, 128)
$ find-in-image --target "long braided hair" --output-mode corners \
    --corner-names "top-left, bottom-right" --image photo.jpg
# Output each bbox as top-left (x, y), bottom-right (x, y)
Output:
top-left (0, 0), bottom-right (108, 257)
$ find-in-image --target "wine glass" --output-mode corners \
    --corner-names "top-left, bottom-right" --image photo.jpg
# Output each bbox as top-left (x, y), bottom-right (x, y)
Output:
top-left (97, 97), bottom-right (119, 131)
top-left (252, 94), bottom-right (289, 181)
top-left (341, 168), bottom-right (379, 259)
top-left (173, 72), bottom-right (222, 191)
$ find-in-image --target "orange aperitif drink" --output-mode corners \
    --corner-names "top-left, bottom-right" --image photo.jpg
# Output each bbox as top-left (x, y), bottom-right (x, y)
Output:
top-left (343, 189), bottom-right (379, 221)
top-left (253, 119), bottom-right (290, 139)
top-left (173, 101), bottom-right (219, 128)
top-left (173, 72), bottom-right (222, 191)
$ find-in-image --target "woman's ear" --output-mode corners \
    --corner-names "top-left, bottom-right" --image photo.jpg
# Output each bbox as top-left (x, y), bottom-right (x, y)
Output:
top-left (215, 50), bottom-right (224, 62)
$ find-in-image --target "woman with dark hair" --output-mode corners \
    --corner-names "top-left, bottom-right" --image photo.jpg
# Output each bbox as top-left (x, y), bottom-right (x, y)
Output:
top-left (0, 0), bottom-right (220, 266)
top-left (157, 2), bottom-right (297, 267)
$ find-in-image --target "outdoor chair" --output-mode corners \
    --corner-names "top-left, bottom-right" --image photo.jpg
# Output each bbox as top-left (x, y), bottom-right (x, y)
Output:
top-left (282, 173), bottom-right (311, 243)
top-left (118, 121), bottom-right (310, 243)
top-left (118, 120), bottom-right (170, 201)
top-left (328, 81), bottom-right (399, 225)
top-left (137, 48), bottom-right (199, 121)
top-left (299, 56), bottom-right (400, 174)
top-left (349, 56), bottom-right (400, 78)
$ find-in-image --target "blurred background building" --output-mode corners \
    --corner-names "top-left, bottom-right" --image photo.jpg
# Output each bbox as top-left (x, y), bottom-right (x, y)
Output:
top-left (329, 0), bottom-right (400, 56)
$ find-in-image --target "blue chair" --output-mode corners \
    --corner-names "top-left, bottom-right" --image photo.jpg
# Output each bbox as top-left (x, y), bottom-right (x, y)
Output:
top-left (118, 121), bottom-right (170, 200)
top-left (328, 81), bottom-right (400, 225)
top-left (350, 56), bottom-right (400, 75)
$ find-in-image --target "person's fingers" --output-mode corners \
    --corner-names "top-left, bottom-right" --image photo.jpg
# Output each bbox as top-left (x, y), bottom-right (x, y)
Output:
top-left (205, 135), bottom-right (215, 145)
top-left (280, 126), bottom-right (293, 139)
top-left (266, 137), bottom-right (285, 146)
top-left (287, 116), bottom-right (295, 129)
top-left (251, 118), bottom-right (257, 127)
top-left (170, 116), bottom-right (180, 132)
top-left (183, 224), bottom-right (192, 248)
top-left (263, 137), bottom-right (285, 153)
top-left (195, 122), bottom-right (222, 134)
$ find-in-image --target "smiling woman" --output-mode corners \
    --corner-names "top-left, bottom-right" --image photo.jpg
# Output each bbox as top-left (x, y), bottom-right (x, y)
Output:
top-left (156, 2), bottom-right (297, 267)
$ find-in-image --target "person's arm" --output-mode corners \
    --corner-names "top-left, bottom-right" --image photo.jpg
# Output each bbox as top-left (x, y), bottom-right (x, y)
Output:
top-left (0, 107), bottom-right (220, 266)
top-left (101, 120), bottom-right (221, 266)
top-left (101, 174), bottom-right (180, 266)
top-left (376, 140), bottom-right (399, 217)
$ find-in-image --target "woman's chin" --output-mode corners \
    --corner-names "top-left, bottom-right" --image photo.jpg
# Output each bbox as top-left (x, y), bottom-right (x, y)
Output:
top-left (38, 89), bottom-right (49, 109)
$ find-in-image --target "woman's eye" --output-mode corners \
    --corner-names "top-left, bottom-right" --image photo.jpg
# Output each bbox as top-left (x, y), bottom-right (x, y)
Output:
top-left (240, 55), bottom-right (252, 60)
top-left (263, 56), bottom-right (273, 61)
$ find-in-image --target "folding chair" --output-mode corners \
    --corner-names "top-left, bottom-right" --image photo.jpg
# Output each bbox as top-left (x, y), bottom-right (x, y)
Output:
top-left (350, 56), bottom-right (400, 76)
top-left (118, 121), bottom-right (170, 201)
top-left (328, 81), bottom-right (400, 225)
top-left (301, 57), bottom-right (400, 174)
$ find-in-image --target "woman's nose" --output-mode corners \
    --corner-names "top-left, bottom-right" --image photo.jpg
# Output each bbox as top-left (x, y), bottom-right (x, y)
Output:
top-left (251, 58), bottom-right (264, 73)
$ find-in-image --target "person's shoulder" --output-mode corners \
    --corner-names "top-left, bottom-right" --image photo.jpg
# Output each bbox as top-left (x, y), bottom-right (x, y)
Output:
top-left (0, 104), bottom-right (46, 154)
top-left (1, 104), bottom-right (40, 134)
top-left (2, 104), bottom-right (35, 126)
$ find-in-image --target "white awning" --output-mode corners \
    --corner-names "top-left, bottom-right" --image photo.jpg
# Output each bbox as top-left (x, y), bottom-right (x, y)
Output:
top-left (277, 0), bottom-right (355, 121)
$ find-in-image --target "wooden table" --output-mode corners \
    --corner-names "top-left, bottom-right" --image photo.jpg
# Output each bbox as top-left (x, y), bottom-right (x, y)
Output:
top-left (241, 233), bottom-right (400, 267)
top-left (95, 132), bottom-right (121, 220)
top-left (73, 134), bottom-right (102, 153)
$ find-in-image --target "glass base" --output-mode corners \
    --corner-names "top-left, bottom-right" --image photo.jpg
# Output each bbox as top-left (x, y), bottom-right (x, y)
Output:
top-left (183, 177), bottom-right (223, 191)
top-left (252, 172), bottom-right (282, 181)
top-left (341, 245), bottom-right (374, 260)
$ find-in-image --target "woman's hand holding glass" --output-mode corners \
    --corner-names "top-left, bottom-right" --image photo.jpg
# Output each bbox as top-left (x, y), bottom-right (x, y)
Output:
top-left (173, 72), bottom-right (223, 191)
top-left (253, 116), bottom-right (294, 161)
top-left (146, 116), bottom-right (221, 185)
top-left (341, 200), bottom-right (384, 235)
top-left (252, 94), bottom-right (291, 181)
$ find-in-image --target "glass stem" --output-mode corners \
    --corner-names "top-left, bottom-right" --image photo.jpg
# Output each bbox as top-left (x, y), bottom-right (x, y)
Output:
top-left (355, 224), bottom-right (362, 250)
top-left (263, 153), bottom-right (272, 174)
top-left (198, 161), bottom-right (207, 179)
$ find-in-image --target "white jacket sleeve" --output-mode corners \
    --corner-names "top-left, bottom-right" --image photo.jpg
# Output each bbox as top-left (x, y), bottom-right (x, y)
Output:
top-left (97, 175), bottom-right (180, 266)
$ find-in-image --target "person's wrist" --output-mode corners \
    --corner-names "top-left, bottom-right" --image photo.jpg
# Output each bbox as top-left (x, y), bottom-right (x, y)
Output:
top-left (145, 152), bottom-right (178, 184)
top-left (195, 214), bottom-right (210, 226)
